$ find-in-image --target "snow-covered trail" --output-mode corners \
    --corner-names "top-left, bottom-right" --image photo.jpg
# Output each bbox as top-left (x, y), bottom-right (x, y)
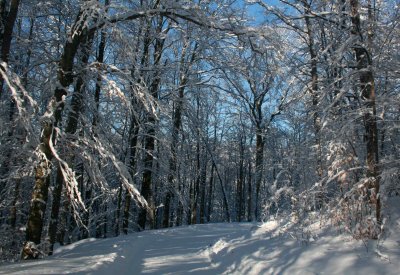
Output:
top-left (0, 223), bottom-right (257, 275)
top-left (1, 199), bottom-right (399, 275)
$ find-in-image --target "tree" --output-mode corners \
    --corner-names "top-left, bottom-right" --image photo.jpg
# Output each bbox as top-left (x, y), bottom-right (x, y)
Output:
top-left (0, 0), bottom-right (20, 96)
top-left (0, 0), bottom-right (396, 262)
top-left (349, 0), bottom-right (381, 226)
top-left (218, 39), bottom-right (286, 220)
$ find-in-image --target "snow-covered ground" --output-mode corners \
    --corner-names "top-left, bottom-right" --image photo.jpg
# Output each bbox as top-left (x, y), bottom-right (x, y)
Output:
top-left (1, 198), bottom-right (399, 274)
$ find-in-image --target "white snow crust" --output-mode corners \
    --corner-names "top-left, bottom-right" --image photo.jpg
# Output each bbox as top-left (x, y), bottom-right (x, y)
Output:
top-left (1, 198), bottom-right (399, 275)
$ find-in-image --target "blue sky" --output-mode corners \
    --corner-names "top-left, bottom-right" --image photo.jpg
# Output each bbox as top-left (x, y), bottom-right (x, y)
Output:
top-left (237, 0), bottom-right (286, 26)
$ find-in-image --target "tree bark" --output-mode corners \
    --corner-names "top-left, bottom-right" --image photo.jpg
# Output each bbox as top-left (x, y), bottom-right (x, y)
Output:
top-left (115, 182), bottom-right (123, 236)
top-left (207, 163), bottom-right (215, 222)
top-left (191, 99), bottom-right (202, 225)
top-left (247, 157), bottom-right (252, 222)
top-left (137, 16), bottom-right (165, 230)
top-left (162, 41), bottom-right (197, 228)
top-left (122, 119), bottom-right (139, 234)
top-left (123, 15), bottom-right (149, 233)
top-left (24, 6), bottom-right (93, 252)
top-left (0, 0), bottom-right (22, 196)
top-left (215, 162), bottom-right (230, 222)
top-left (199, 158), bottom-right (207, 224)
top-left (47, 33), bottom-right (93, 255)
top-left (0, 0), bottom-right (6, 41)
top-left (302, 0), bottom-right (322, 179)
top-left (236, 134), bottom-right (245, 222)
top-left (8, 178), bottom-right (20, 228)
top-left (254, 127), bottom-right (264, 220)
top-left (350, 0), bottom-right (381, 225)
top-left (81, 181), bottom-right (92, 239)
top-left (0, 0), bottom-right (20, 97)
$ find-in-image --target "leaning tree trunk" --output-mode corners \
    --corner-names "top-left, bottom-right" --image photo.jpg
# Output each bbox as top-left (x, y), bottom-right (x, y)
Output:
top-left (24, 7), bottom-right (92, 253)
top-left (47, 34), bottom-right (94, 255)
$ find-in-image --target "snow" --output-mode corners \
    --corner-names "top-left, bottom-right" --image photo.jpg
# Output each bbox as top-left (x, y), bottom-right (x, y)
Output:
top-left (1, 199), bottom-right (400, 274)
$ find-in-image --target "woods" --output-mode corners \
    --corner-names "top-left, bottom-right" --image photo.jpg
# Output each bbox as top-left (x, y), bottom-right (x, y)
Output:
top-left (0, 0), bottom-right (398, 262)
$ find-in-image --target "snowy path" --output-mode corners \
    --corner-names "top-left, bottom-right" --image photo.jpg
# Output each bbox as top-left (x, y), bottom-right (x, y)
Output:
top-left (0, 223), bottom-right (256, 275)
top-left (1, 206), bottom-right (399, 275)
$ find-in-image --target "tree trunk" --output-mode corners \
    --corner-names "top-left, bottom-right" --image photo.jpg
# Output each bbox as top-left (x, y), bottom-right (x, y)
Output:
top-left (0, 0), bottom-right (20, 97)
top-left (254, 127), bottom-right (264, 220)
top-left (0, 18), bottom-right (32, 178)
top-left (103, 204), bottom-right (107, 238)
top-left (122, 119), bottom-right (139, 234)
top-left (207, 163), bottom-right (215, 222)
top-left (187, 179), bottom-right (194, 225)
top-left (57, 190), bottom-right (69, 246)
top-left (25, 164), bottom-right (51, 246)
top-left (67, 206), bottom-right (76, 244)
top-left (81, 14), bottom-right (107, 239)
top-left (162, 41), bottom-right (196, 228)
top-left (247, 158), bottom-right (252, 222)
top-left (199, 158), bottom-right (207, 224)
top-left (24, 7), bottom-right (92, 251)
top-left (81, 181), bottom-right (92, 239)
top-left (215, 162), bottom-right (230, 222)
top-left (137, 96), bottom-right (157, 230)
top-left (237, 135), bottom-right (245, 222)
top-left (303, 0), bottom-right (322, 179)
top-left (176, 174), bottom-right (184, 226)
top-left (114, 183), bottom-right (123, 236)
top-left (137, 17), bottom-right (165, 230)
top-left (47, 167), bottom-right (64, 255)
top-left (47, 34), bottom-right (93, 255)
top-left (8, 178), bottom-right (20, 229)
top-left (206, 141), bottom-right (230, 222)
top-left (122, 190), bottom-right (131, 234)
top-left (350, 0), bottom-right (381, 225)
top-left (0, 0), bottom-right (6, 41)
top-left (95, 199), bottom-right (101, 238)
top-left (191, 122), bottom-right (201, 225)
top-left (123, 16), bottom-right (149, 233)
top-left (162, 91), bottom-right (182, 227)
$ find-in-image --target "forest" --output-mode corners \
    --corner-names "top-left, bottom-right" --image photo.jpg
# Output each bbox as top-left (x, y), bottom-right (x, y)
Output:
top-left (0, 0), bottom-right (399, 264)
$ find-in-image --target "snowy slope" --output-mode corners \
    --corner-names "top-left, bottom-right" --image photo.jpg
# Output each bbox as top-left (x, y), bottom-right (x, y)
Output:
top-left (1, 199), bottom-right (399, 274)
